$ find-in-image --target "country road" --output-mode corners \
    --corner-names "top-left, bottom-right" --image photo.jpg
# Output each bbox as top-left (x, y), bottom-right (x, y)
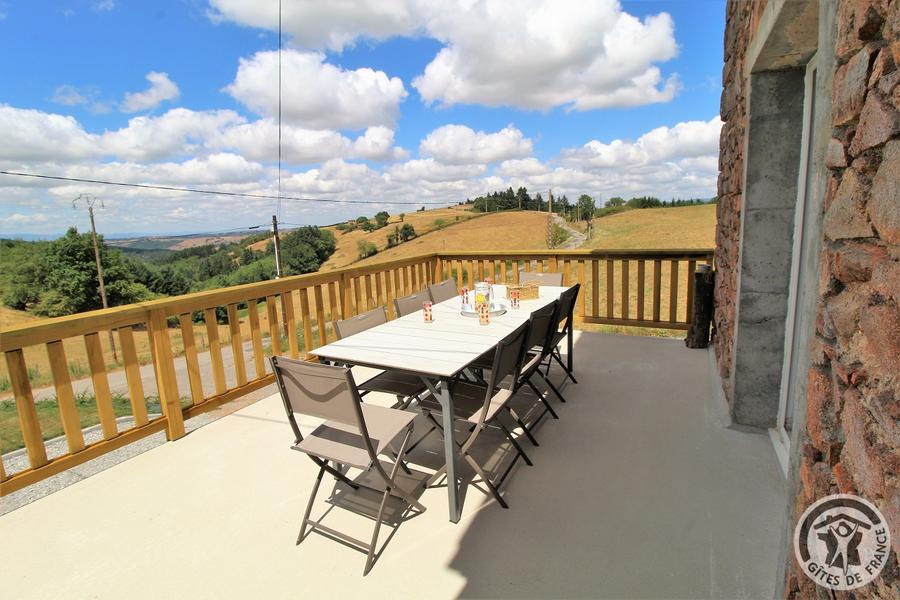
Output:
top-left (552, 214), bottom-right (587, 249)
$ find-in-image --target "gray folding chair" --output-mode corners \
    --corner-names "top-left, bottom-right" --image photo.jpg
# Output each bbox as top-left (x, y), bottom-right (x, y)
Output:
top-left (427, 278), bottom-right (457, 304)
top-left (469, 301), bottom-right (563, 435)
top-left (394, 290), bottom-right (430, 317)
top-left (271, 356), bottom-right (426, 575)
top-left (335, 306), bottom-right (429, 406)
top-left (417, 321), bottom-right (531, 509)
top-left (519, 270), bottom-right (563, 286)
top-left (543, 284), bottom-right (580, 384)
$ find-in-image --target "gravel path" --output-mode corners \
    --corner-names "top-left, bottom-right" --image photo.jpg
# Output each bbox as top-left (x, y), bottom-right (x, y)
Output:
top-left (552, 214), bottom-right (587, 249)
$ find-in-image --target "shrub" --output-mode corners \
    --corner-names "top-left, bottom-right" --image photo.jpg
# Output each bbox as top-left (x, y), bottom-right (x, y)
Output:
top-left (357, 241), bottom-right (378, 259)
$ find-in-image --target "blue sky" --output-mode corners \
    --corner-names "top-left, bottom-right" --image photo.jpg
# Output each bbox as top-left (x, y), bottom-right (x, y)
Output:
top-left (0, 1), bottom-right (726, 236)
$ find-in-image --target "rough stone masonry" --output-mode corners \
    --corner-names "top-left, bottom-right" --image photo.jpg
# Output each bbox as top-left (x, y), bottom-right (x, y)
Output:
top-left (717, 1), bottom-right (899, 598)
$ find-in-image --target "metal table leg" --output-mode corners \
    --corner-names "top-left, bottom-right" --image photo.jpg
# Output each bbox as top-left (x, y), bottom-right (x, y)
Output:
top-left (438, 376), bottom-right (461, 522)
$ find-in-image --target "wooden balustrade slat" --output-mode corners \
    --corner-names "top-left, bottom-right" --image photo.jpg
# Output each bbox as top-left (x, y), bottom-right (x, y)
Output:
top-left (637, 261), bottom-right (646, 321)
top-left (297, 290), bottom-right (313, 357)
top-left (466, 260), bottom-right (474, 288)
top-left (84, 332), bottom-right (117, 440)
top-left (454, 259), bottom-right (462, 289)
top-left (178, 313), bottom-right (205, 404)
top-left (410, 264), bottom-right (418, 291)
top-left (117, 326), bottom-right (148, 427)
top-left (148, 310), bottom-right (184, 440)
top-left (226, 304), bottom-right (248, 387)
top-left (314, 285), bottom-right (327, 346)
top-left (512, 260), bottom-right (520, 284)
top-left (339, 273), bottom-right (351, 320)
top-left (549, 256), bottom-right (558, 273)
top-left (591, 260), bottom-right (599, 317)
top-left (606, 260), bottom-right (614, 318)
top-left (247, 299), bottom-right (266, 378)
top-left (621, 260), bottom-right (630, 320)
top-left (282, 292), bottom-right (300, 359)
top-left (578, 260), bottom-right (586, 317)
top-left (669, 260), bottom-right (680, 322)
top-left (362, 275), bottom-right (372, 312)
top-left (375, 271), bottom-right (384, 307)
top-left (46, 341), bottom-right (86, 452)
top-left (353, 277), bottom-right (362, 316)
top-left (203, 308), bottom-right (227, 394)
top-left (327, 281), bottom-right (340, 322)
top-left (653, 260), bottom-right (662, 322)
top-left (0, 453), bottom-right (6, 482)
top-left (523, 259), bottom-right (531, 272)
top-left (265, 296), bottom-right (282, 355)
top-left (686, 260), bottom-right (697, 324)
top-left (5, 349), bottom-right (48, 468)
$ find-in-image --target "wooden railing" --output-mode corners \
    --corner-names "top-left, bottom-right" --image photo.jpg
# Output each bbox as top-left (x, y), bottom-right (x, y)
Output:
top-left (0, 249), bottom-right (711, 494)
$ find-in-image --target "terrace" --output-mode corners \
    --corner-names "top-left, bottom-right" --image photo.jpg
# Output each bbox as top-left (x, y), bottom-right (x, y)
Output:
top-left (0, 250), bottom-right (786, 597)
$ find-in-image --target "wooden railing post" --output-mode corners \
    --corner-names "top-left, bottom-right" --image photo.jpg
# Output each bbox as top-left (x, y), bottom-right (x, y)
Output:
top-left (148, 309), bottom-right (185, 440)
top-left (340, 271), bottom-right (352, 318)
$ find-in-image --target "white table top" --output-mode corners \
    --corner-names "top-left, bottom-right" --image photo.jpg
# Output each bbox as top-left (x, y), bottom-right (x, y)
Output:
top-left (312, 285), bottom-right (568, 378)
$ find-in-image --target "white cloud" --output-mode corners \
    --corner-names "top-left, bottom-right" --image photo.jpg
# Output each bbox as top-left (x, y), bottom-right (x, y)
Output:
top-left (0, 105), bottom-right (99, 163)
top-left (210, 0), bottom-right (678, 112)
top-left (52, 85), bottom-right (89, 106)
top-left (387, 158), bottom-right (485, 183)
top-left (121, 72), bottom-right (180, 113)
top-left (419, 124), bottom-right (532, 165)
top-left (496, 157), bottom-right (549, 177)
top-left (224, 50), bottom-right (407, 130)
top-left (207, 0), bottom-right (421, 51)
top-left (352, 126), bottom-right (408, 161)
top-left (414, 2), bottom-right (678, 110)
top-left (6, 213), bottom-right (49, 224)
top-left (94, 1), bottom-right (115, 12)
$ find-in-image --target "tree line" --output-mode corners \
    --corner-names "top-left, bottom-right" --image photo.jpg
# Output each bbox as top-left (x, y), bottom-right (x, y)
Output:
top-left (1, 226), bottom-right (336, 318)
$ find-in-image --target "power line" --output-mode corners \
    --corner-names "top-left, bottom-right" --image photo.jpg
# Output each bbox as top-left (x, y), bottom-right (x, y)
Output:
top-left (0, 170), bottom-right (455, 205)
top-left (277, 0), bottom-right (283, 221)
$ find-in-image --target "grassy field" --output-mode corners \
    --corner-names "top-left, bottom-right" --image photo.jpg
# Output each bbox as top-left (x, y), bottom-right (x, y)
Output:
top-left (583, 204), bottom-right (716, 250)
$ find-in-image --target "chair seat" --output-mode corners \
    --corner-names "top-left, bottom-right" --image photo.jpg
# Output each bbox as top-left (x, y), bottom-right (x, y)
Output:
top-left (293, 404), bottom-right (416, 469)
top-left (418, 380), bottom-right (513, 425)
top-left (356, 368), bottom-right (427, 398)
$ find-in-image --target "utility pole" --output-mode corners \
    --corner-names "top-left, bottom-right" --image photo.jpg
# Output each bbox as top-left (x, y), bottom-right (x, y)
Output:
top-left (271, 214), bottom-right (290, 340)
top-left (547, 189), bottom-right (553, 249)
top-left (272, 214), bottom-right (283, 279)
top-left (73, 194), bottom-right (118, 362)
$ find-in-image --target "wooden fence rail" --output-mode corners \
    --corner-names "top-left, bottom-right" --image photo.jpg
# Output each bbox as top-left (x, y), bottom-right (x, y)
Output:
top-left (0, 249), bottom-right (711, 495)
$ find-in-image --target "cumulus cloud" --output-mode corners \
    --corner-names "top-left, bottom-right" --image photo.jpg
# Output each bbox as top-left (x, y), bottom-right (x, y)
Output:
top-left (208, 0), bottom-right (679, 112)
top-left (121, 72), bottom-right (180, 113)
top-left (224, 50), bottom-right (407, 130)
top-left (352, 126), bottom-right (409, 161)
top-left (0, 105), bottom-right (99, 163)
top-left (496, 157), bottom-right (550, 177)
top-left (419, 124), bottom-right (532, 165)
top-left (207, 0), bottom-right (421, 51)
top-left (387, 159), bottom-right (486, 183)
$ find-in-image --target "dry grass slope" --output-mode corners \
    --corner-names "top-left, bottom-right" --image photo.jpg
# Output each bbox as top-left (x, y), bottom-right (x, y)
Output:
top-left (585, 204), bottom-right (716, 249)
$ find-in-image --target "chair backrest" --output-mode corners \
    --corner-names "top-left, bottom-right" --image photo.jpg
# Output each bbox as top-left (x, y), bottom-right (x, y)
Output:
top-left (428, 278), bottom-right (457, 304)
top-left (555, 284), bottom-right (581, 334)
top-left (487, 321), bottom-right (530, 390)
top-left (394, 290), bottom-right (430, 317)
top-left (527, 300), bottom-right (559, 357)
top-left (335, 305), bottom-right (388, 340)
top-left (519, 270), bottom-right (563, 286)
top-left (270, 356), bottom-right (368, 442)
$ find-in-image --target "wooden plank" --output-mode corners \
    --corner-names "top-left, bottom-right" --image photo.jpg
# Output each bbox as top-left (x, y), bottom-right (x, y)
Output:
top-left (578, 260), bottom-right (586, 318)
top-left (0, 455), bottom-right (5, 482)
top-left (410, 263), bottom-right (419, 290)
top-left (5, 349), bottom-right (48, 468)
top-left (591, 260), bottom-right (599, 317)
top-left (606, 260), bottom-right (614, 318)
top-left (226, 304), bottom-right (248, 387)
top-left (581, 316), bottom-right (690, 330)
top-left (148, 309), bottom-right (185, 440)
top-left (247, 299), bottom-right (266, 379)
top-left (266, 296), bottom-right (281, 355)
top-left (523, 259), bottom-right (531, 272)
top-left (375, 270), bottom-right (384, 307)
top-left (637, 261), bottom-right (646, 321)
top-left (549, 256), bottom-right (558, 273)
top-left (653, 260), bottom-right (662, 322)
top-left (327, 281), bottom-right (340, 322)
top-left (117, 326), bottom-right (149, 427)
top-left (454, 260), bottom-right (463, 289)
top-left (353, 277), bottom-right (363, 315)
top-left (621, 260), bottom-right (630, 320)
top-left (45, 341), bottom-right (86, 453)
top-left (297, 290), bottom-right (313, 357)
top-left (84, 332), bottom-right (117, 440)
top-left (562, 259), bottom-right (572, 285)
top-left (669, 260), bottom-right (680, 323)
top-left (314, 285), bottom-right (327, 346)
top-left (203, 308), bottom-right (227, 394)
top-left (283, 291), bottom-right (301, 358)
top-left (0, 417), bottom-right (169, 497)
top-left (339, 272), bottom-right (351, 320)
top-left (178, 313), bottom-right (205, 404)
top-left (686, 260), bottom-right (697, 324)
top-left (513, 261), bottom-right (521, 284)
top-left (385, 270), bottom-right (397, 319)
top-left (364, 274), bottom-right (374, 312)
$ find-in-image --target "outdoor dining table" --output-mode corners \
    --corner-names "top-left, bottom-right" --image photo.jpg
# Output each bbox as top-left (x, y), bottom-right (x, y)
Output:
top-left (311, 284), bottom-right (570, 523)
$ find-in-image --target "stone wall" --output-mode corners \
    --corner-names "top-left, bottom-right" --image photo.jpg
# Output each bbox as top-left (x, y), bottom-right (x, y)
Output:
top-left (714, 0), bottom-right (768, 400)
top-left (787, 1), bottom-right (899, 598)
top-left (718, 1), bottom-right (899, 597)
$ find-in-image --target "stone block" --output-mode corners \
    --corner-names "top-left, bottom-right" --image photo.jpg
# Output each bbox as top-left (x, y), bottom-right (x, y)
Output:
top-left (833, 242), bottom-right (884, 282)
top-left (824, 288), bottom-right (863, 346)
top-left (858, 301), bottom-right (900, 379)
top-left (839, 388), bottom-right (885, 499)
top-left (806, 367), bottom-right (841, 454)
top-left (823, 169), bottom-right (876, 240)
top-left (869, 140), bottom-right (900, 243)
top-left (825, 137), bottom-right (847, 168)
top-left (833, 45), bottom-right (875, 125)
top-left (849, 92), bottom-right (900, 155)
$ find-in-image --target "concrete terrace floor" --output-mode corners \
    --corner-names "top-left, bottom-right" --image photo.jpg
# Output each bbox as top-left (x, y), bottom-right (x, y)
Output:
top-left (0, 332), bottom-right (786, 599)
